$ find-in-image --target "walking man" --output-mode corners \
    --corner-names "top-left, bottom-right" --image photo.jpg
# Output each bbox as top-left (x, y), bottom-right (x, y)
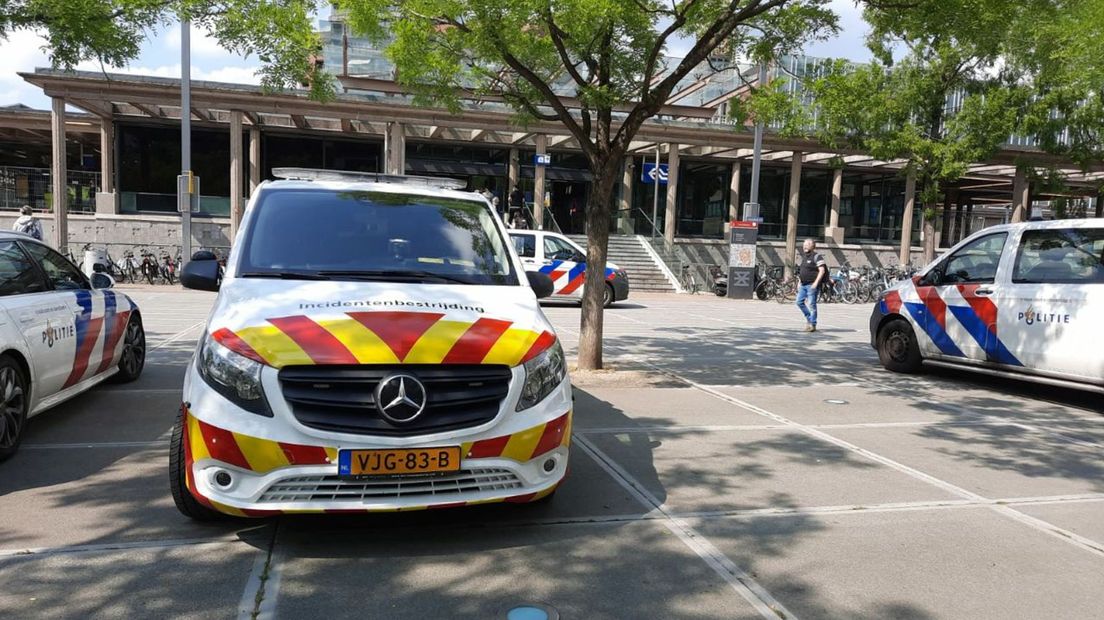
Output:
top-left (796, 238), bottom-right (827, 332)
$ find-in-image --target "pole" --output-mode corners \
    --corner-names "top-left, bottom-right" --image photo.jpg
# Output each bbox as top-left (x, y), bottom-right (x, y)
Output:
top-left (180, 18), bottom-right (193, 262)
top-left (651, 145), bottom-right (660, 238)
top-left (748, 63), bottom-right (768, 207)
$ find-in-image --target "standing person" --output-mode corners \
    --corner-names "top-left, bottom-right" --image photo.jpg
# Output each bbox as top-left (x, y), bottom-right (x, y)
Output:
top-left (511, 210), bottom-right (528, 230)
top-left (12, 205), bottom-right (43, 241)
top-left (509, 186), bottom-right (524, 211)
top-left (795, 238), bottom-right (827, 332)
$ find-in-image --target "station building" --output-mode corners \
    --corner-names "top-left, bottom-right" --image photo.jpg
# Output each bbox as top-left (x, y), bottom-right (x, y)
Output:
top-left (1, 20), bottom-right (1101, 275)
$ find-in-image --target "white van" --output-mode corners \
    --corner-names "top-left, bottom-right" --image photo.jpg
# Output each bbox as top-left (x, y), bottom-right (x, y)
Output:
top-left (870, 219), bottom-right (1103, 393)
top-left (171, 169), bottom-right (571, 519)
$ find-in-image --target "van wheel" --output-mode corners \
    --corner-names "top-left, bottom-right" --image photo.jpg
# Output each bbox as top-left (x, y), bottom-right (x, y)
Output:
top-left (110, 313), bottom-right (146, 383)
top-left (603, 284), bottom-right (614, 308)
top-left (0, 356), bottom-right (29, 463)
top-left (877, 318), bottom-right (922, 373)
top-left (169, 408), bottom-right (225, 521)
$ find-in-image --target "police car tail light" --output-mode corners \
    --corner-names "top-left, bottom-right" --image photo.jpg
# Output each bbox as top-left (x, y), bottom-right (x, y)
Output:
top-left (198, 333), bottom-right (269, 415)
top-left (516, 341), bottom-right (566, 411)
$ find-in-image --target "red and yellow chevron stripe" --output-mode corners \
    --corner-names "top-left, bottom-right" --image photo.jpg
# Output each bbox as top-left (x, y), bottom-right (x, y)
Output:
top-left (182, 406), bottom-right (571, 516)
top-left (211, 311), bottom-right (556, 369)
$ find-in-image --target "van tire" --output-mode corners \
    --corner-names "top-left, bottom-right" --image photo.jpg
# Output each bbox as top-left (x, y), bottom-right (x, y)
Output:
top-left (169, 408), bottom-right (225, 521)
top-left (603, 284), bottom-right (614, 308)
top-left (877, 318), bottom-right (922, 374)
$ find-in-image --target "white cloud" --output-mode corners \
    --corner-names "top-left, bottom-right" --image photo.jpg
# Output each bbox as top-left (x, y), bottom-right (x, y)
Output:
top-left (72, 60), bottom-right (261, 85)
top-left (0, 30), bottom-right (54, 108)
top-left (164, 23), bottom-right (242, 59)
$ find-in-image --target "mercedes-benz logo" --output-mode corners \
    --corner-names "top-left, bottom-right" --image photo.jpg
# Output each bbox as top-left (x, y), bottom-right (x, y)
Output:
top-left (374, 374), bottom-right (428, 424)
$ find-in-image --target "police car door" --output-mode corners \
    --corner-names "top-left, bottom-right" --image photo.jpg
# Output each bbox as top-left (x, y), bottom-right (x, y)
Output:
top-left (541, 235), bottom-right (587, 297)
top-left (999, 225), bottom-right (1104, 381)
top-left (0, 241), bottom-right (74, 402)
top-left (21, 242), bottom-right (113, 394)
top-left (913, 231), bottom-right (1013, 365)
top-left (510, 232), bottom-right (539, 271)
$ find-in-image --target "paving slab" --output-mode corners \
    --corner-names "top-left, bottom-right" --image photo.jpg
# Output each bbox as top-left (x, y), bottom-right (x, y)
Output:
top-left (573, 386), bottom-right (773, 429)
top-left (21, 390), bottom-right (179, 445)
top-left (274, 520), bottom-right (761, 620)
top-left (0, 541), bottom-right (259, 619)
top-left (1011, 500), bottom-right (1104, 545)
top-left (584, 428), bottom-right (955, 514)
top-left (0, 446), bottom-right (246, 550)
top-left (827, 424), bottom-right (1104, 498)
top-left (693, 506), bottom-right (1104, 620)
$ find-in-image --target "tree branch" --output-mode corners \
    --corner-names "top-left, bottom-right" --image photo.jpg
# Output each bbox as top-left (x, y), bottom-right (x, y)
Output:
top-left (544, 10), bottom-right (590, 88)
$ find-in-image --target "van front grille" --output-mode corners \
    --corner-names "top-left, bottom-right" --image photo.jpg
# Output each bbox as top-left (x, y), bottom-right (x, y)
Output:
top-left (257, 468), bottom-right (523, 503)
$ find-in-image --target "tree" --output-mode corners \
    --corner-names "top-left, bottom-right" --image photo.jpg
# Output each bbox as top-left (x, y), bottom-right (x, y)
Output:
top-left (5, 0), bottom-right (838, 370)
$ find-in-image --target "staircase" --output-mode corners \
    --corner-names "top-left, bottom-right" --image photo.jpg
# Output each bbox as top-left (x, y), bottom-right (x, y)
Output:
top-left (567, 234), bottom-right (677, 293)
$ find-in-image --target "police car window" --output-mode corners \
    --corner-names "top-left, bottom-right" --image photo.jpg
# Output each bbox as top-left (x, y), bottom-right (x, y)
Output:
top-left (241, 190), bottom-right (517, 286)
top-left (22, 243), bottom-right (89, 291)
top-left (939, 233), bottom-right (1007, 284)
top-left (0, 242), bottom-right (46, 297)
top-left (511, 234), bottom-right (536, 258)
top-left (543, 237), bottom-right (577, 261)
top-left (1013, 228), bottom-right (1104, 284)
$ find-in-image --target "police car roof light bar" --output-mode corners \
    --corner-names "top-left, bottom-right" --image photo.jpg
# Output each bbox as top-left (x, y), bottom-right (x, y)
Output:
top-left (271, 167), bottom-right (468, 191)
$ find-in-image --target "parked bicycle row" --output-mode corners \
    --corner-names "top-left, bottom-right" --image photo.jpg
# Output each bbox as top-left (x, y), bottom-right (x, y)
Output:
top-left (752, 262), bottom-right (919, 304)
top-left (63, 243), bottom-right (229, 286)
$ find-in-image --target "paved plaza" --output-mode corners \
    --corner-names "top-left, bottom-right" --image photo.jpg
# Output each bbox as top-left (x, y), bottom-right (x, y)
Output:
top-left (0, 287), bottom-right (1101, 619)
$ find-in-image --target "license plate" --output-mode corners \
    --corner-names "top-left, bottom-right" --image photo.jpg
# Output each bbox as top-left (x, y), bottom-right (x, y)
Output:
top-left (338, 447), bottom-right (462, 477)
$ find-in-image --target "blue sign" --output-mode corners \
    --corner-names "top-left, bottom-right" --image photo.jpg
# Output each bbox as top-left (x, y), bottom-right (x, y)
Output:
top-left (534, 153), bottom-right (551, 166)
top-left (641, 163), bottom-right (669, 185)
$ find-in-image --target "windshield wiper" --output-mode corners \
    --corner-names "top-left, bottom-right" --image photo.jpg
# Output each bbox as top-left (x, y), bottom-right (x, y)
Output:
top-left (239, 270), bottom-right (331, 281)
top-left (316, 269), bottom-right (472, 284)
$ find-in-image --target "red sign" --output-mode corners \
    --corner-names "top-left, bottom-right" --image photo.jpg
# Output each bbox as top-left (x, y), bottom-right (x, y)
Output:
top-left (730, 220), bottom-right (759, 229)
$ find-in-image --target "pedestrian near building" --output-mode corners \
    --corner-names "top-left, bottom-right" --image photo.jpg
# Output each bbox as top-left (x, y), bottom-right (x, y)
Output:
top-left (795, 238), bottom-right (827, 332)
top-left (12, 205), bottom-right (43, 241)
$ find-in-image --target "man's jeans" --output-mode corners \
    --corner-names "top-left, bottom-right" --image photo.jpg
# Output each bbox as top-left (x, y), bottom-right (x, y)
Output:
top-left (796, 283), bottom-right (819, 326)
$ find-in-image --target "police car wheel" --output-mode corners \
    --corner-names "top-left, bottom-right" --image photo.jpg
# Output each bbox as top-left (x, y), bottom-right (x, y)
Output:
top-left (877, 319), bottom-right (922, 373)
top-left (0, 356), bottom-right (29, 462)
top-left (110, 313), bottom-right (146, 383)
top-left (603, 284), bottom-right (614, 308)
top-left (168, 408), bottom-right (225, 521)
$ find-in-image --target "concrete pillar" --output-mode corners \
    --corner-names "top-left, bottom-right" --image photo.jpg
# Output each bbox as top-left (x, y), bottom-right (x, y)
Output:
top-left (229, 110), bottom-right (244, 242)
top-left (964, 203), bottom-right (974, 237)
top-left (385, 122), bottom-right (405, 175)
top-left (784, 151), bottom-right (802, 278)
top-left (1011, 168), bottom-right (1029, 223)
top-left (50, 97), bottom-right (68, 251)
top-left (249, 127), bottom-right (261, 194)
top-left (900, 172), bottom-right (916, 266)
top-left (953, 202), bottom-right (964, 243)
top-left (824, 167), bottom-right (844, 244)
top-left (508, 148), bottom-right (520, 197)
top-left (534, 134), bottom-right (547, 228)
top-left (726, 161), bottom-right (741, 234)
top-left (664, 143), bottom-right (680, 243)
top-left (95, 120), bottom-right (117, 215)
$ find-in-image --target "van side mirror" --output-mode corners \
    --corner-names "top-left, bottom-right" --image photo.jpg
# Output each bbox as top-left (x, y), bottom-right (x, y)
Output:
top-left (527, 271), bottom-right (554, 299)
top-left (181, 258), bottom-right (221, 292)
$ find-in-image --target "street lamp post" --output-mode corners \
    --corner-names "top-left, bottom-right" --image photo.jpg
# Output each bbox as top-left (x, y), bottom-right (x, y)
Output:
top-left (747, 63), bottom-right (768, 220)
top-left (180, 19), bottom-right (193, 262)
top-left (651, 144), bottom-right (660, 239)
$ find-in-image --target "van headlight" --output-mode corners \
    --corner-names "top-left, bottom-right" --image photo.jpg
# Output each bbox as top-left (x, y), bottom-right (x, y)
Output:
top-left (197, 333), bottom-right (270, 416)
top-left (516, 341), bottom-right (566, 411)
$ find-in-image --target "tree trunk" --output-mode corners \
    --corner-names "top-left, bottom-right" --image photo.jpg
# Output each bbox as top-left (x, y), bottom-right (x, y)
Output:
top-left (1096, 191), bottom-right (1103, 218)
top-left (922, 208), bottom-right (937, 264)
top-left (576, 161), bottom-right (621, 371)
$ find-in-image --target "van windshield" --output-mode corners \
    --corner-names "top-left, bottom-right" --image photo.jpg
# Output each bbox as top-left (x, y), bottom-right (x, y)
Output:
top-left (239, 189), bottom-right (517, 286)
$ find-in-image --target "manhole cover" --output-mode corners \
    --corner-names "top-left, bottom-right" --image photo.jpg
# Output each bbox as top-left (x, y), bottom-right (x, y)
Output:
top-left (507, 604), bottom-right (560, 620)
top-left (824, 399), bottom-right (849, 405)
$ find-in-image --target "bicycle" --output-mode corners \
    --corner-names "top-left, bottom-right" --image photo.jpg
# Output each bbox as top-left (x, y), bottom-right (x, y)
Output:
top-left (679, 263), bottom-right (701, 294)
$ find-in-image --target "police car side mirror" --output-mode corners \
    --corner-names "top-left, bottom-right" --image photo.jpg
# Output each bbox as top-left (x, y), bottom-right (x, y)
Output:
top-left (90, 273), bottom-right (113, 289)
top-left (181, 259), bottom-right (221, 292)
top-left (527, 271), bottom-right (554, 299)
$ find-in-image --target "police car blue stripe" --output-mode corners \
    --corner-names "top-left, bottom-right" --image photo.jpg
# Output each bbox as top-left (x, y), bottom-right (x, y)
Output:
top-left (946, 306), bottom-right (1024, 367)
top-left (538, 261), bottom-right (563, 275)
top-left (566, 262), bottom-right (586, 281)
top-left (905, 301), bottom-right (965, 358)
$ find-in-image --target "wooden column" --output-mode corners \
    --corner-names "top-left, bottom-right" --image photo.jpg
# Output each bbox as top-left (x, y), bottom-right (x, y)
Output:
top-left (664, 143), bottom-right (679, 243)
top-left (899, 172), bottom-right (916, 266)
top-left (620, 158), bottom-right (635, 234)
top-left (1011, 168), bottom-right (1029, 223)
top-left (99, 122), bottom-right (114, 193)
top-left (534, 134), bottom-right (547, 228)
top-left (50, 97), bottom-right (68, 251)
top-left (784, 151), bottom-right (803, 278)
top-left (229, 110), bottom-right (244, 242)
top-left (727, 161), bottom-right (741, 233)
top-left (249, 127), bottom-right (261, 195)
top-left (508, 148), bottom-right (520, 197)
top-left (824, 167), bottom-right (843, 244)
top-left (386, 122), bottom-right (405, 175)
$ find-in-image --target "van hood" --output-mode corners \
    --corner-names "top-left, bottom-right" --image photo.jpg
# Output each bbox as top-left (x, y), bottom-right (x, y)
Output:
top-left (206, 278), bottom-right (557, 369)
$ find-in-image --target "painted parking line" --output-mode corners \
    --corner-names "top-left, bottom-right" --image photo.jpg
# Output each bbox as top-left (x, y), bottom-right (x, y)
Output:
top-left (0, 535), bottom-right (245, 559)
top-left (238, 525), bottom-right (281, 620)
top-left (574, 434), bottom-right (799, 620)
top-left (20, 440), bottom-right (166, 450)
top-left (575, 418), bottom-right (1104, 436)
top-left (634, 360), bottom-right (1104, 559)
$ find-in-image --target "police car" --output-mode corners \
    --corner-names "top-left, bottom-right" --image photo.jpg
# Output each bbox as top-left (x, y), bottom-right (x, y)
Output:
top-left (870, 219), bottom-right (1103, 393)
top-left (0, 232), bottom-right (145, 461)
top-left (171, 169), bottom-right (571, 519)
top-left (508, 230), bottom-right (629, 307)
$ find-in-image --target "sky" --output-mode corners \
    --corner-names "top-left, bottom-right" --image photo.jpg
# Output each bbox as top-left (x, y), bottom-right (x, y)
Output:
top-left (0, 0), bottom-right (870, 111)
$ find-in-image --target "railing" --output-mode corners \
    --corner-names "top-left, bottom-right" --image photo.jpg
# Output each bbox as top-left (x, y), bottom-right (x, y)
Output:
top-left (0, 166), bottom-right (100, 213)
top-left (514, 202), bottom-right (563, 234)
